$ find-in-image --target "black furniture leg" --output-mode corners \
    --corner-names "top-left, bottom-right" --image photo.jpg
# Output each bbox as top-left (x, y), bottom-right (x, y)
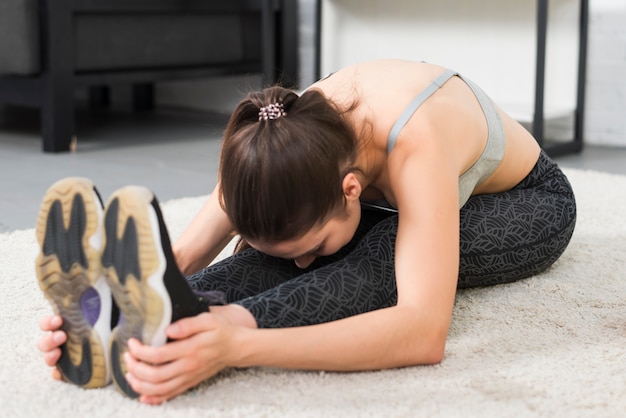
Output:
top-left (280, 0), bottom-right (299, 88)
top-left (533, 0), bottom-right (547, 148)
top-left (314, 0), bottom-right (322, 80)
top-left (574, 0), bottom-right (588, 153)
top-left (261, 0), bottom-right (276, 86)
top-left (132, 83), bottom-right (154, 112)
top-left (89, 86), bottom-right (110, 109)
top-left (41, 81), bottom-right (74, 152)
top-left (40, 0), bottom-right (75, 152)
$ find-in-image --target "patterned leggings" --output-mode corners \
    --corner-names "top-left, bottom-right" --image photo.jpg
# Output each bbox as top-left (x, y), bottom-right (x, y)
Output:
top-left (188, 151), bottom-right (576, 328)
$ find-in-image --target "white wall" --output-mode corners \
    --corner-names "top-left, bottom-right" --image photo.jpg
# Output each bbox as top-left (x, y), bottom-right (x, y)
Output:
top-left (321, 0), bottom-right (577, 112)
top-left (584, 0), bottom-right (626, 146)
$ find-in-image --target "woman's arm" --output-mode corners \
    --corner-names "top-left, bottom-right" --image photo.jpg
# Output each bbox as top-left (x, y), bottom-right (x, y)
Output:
top-left (173, 182), bottom-right (235, 275)
top-left (234, 305), bottom-right (445, 371)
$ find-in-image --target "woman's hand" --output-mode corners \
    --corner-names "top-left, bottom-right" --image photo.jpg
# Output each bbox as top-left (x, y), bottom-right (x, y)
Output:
top-left (37, 315), bottom-right (66, 381)
top-left (124, 311), bottom-right (240, 405)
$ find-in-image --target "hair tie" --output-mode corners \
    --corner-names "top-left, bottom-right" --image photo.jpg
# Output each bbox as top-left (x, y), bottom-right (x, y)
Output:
top-left (258, 102), bottom-right (286, 121)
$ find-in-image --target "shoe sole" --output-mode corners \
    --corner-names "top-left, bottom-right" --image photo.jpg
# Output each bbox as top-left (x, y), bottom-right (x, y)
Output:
top-left (34, 177), bottom-right (112, 388)
top-left (102, 186), bottom-right (172, 398)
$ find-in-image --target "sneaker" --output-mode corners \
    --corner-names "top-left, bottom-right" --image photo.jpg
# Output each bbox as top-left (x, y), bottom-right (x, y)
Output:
top-left (101, 186), bottom-right (213, 398)
top-left (35, 177), bottom-right (112, 388)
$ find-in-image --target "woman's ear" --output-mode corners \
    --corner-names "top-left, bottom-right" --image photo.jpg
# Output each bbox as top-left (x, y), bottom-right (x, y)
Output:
top-left (342, 173), bottom-right (362, 202)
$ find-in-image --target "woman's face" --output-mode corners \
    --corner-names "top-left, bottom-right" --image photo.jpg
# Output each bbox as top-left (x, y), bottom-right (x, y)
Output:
top-left (248, 200), bottom-right (361, 269)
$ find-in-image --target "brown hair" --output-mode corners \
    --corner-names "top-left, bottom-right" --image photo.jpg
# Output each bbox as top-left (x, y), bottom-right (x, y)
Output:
top-left (219, 86), bottom-right (359, 243)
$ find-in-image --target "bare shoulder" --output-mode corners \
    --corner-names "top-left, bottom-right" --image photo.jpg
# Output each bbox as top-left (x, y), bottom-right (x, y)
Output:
top-left (311, 59), bottom-right (448, 145)
top-left (312, 60), bottom-right (444, 100)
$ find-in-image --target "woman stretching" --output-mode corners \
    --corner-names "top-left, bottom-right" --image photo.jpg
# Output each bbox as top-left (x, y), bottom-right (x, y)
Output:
top-left (35, 59), bottom-right (576, 404)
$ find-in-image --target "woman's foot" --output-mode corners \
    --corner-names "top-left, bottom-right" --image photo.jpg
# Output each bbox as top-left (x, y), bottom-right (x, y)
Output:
top-left (35, 177), bottom-right (112, 388)
top-left (102, 185), bottom-right (213, 398)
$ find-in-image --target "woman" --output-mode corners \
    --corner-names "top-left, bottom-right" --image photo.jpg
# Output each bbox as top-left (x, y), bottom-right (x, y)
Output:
top-left (36, 59), bottom-right (576, 404)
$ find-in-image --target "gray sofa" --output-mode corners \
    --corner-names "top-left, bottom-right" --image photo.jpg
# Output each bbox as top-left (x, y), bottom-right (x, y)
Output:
top-left (0, 0), bottom-right (298, 152)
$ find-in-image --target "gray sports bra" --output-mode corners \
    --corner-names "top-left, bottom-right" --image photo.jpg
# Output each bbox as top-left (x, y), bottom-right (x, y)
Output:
top-left (387, 69), bottom-right (506, 208)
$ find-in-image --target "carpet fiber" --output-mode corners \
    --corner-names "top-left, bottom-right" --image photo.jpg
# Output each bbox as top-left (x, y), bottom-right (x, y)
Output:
top-left (1, 168), bottom-right (624, 417)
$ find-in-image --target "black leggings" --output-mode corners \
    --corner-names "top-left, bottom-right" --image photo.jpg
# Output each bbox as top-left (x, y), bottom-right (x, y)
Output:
top-left (187, 151), bottom-right (576, 328)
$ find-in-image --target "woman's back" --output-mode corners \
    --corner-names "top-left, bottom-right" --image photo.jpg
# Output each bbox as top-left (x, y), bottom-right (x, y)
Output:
top-left (312, 59), bottom-right (541, 205)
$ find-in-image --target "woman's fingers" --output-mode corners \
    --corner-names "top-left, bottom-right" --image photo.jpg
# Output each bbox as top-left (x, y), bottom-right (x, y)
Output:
top-left (50, 367), bottom-right (62, 381)
top-left (124, 353), bottom-right (204, 403)
top-left (127, 320), bottom-right (215, 366)
top-left (124, 348), bottom-right (202, 384)
top-left (37, 330), bottom-right (66, 353)
top-left (42, 347), bottom-right (62, 367)
top-left (166, 312), bottom-right (214, 340)
top-left (37, 315), bottom-right (66, 377)
top-left (39, 315), bottom-right (63, 332)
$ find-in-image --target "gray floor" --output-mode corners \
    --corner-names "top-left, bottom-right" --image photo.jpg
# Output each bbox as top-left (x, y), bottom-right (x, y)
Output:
top-left (1, 104), bottom-right (625, 233)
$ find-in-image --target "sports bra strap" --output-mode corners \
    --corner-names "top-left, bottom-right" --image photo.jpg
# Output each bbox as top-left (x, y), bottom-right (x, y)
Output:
top-left (387, 69), bottom-right (458, 154)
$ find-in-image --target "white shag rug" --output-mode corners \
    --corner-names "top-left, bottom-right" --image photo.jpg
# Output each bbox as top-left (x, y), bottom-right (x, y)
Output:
top-left (0, 168), bottom-right (624, 418)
